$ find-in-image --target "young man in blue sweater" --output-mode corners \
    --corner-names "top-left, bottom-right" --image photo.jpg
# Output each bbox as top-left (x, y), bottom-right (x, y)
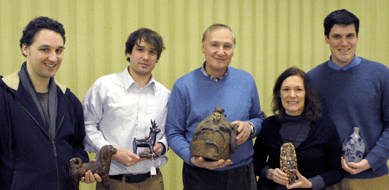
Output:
top-left (308, 9), bottom-right (389, 189)
top-left (165, 24), bottom-right (263, 190)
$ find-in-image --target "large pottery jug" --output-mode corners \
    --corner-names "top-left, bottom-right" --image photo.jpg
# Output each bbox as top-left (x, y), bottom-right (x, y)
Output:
top-left (342, 127), bottom-right (365, 164)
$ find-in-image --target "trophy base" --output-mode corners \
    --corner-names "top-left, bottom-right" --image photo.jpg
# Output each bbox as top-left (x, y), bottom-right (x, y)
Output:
top-left (139, 154), bottom-right (159, 158)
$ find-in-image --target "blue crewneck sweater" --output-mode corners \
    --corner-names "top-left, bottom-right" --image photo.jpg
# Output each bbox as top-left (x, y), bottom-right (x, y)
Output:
top-left (308, 57), bottom-right (389, 179)
top-left (166, 66), bottom-right (263, 171)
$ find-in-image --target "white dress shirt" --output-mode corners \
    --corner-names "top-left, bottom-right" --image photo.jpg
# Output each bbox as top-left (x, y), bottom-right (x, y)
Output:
top-left (83, 67), bottom-right (170, 175)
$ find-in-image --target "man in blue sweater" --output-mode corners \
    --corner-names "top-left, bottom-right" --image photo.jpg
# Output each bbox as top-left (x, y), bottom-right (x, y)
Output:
top-left (165, 24), bottom-right (263, 190)
top-left (308, 9), bottom-right (389, 189)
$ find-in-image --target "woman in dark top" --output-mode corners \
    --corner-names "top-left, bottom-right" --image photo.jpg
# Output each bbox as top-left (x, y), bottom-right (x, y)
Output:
top-left (253, 67), bottom-right (344, 190)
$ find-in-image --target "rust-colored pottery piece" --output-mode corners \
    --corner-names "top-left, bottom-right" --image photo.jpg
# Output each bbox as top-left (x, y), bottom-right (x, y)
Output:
top-left (190, 107), bottom-right (238, 161)
top-left (70, 145), bottom-right (117, 190)
top-left (280, 142), bottom-right (298, 184)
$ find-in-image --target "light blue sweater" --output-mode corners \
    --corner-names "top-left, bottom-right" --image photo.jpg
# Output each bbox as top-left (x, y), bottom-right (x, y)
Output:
top-left (166, 66), bottom-right (263, 171)
top-left (308, 57), bottom-right (389, 179)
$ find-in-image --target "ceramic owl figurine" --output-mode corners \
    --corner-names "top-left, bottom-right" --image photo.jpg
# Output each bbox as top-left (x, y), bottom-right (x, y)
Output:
top-left (280, 142), bottom-right (298, 184)
top-left (342, 127), bottom-right (365, 164)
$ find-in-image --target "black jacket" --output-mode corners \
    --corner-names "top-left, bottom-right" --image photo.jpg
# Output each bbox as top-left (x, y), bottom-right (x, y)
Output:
top-left (0, 69), bottom-right (89, 190)
top-left (253, 116), bottom-right (344, 190)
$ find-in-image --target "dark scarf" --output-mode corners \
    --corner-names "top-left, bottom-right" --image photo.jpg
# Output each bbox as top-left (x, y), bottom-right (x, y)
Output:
top-left (19, 62), bottom-right (57, 139)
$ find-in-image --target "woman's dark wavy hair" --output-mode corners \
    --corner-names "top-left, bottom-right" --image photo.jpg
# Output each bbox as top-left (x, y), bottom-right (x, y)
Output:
top-left (20, 16), bottom-right (65, 57)
top-left (272, 67), bottom-right (322, 121)
top-left (125, 28), bottom-right (165, 62)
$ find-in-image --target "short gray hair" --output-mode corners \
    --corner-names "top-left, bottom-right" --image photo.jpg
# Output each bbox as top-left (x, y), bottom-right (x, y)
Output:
top-left (202, 24), bottom-right (236, 45)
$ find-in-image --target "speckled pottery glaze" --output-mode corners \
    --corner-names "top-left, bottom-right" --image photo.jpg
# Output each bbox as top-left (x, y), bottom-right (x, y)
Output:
top-left (342, 127), bottom-right (365, 163)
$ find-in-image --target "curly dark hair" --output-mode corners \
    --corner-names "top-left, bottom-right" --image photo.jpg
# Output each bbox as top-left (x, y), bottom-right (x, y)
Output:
top-left (272, 67), bottom-right (322, 121)
top-left (125, 28), bottom-right (165, 62)
top-left (324, 9), bottom-right (359, 38)
top-left (20, 16), bottom-right (65, 57)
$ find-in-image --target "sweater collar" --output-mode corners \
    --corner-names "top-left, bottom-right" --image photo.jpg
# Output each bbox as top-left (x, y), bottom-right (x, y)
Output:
top-left (284, 113), bottom-right (305, 122)
top-left (200, 61), bottom-right (229, 82)
top-left (327, 55), bottom-right (361, 71)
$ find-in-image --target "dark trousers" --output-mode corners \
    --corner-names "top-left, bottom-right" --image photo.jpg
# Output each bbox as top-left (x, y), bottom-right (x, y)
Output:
top-left (183, 161), bottom-right (257, 190)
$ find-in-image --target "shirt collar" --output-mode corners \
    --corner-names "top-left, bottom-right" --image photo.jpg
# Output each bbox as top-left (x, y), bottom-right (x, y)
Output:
top-left (327, 55), bottom-right (361, 71)
top-left (200, 61), bottom-right (228, 82)
top-left (122, 67), bottom-right (156, 92)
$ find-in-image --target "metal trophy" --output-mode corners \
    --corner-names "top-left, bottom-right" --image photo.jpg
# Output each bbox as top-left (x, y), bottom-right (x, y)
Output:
top-left (133, 120), bottom-right (161, 158)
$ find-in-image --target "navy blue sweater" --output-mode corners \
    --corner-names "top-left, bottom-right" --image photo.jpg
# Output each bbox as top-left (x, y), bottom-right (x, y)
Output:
top-left (308, 57), bottom-right (389, 179)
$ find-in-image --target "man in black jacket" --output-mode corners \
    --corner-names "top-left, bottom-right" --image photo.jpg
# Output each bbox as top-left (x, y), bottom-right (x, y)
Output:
top-left (0, 16), bottom-right (99, 190)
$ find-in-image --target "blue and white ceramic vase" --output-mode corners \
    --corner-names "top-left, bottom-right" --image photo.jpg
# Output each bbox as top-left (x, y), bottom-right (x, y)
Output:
top-left (342, 127), bottom-right (365, 163)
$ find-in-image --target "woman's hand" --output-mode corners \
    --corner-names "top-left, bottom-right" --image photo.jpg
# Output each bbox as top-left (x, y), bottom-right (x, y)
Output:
top-left (286, 170), bottom-right (312, 189)
top-left (267, 168), bottom-right (288, 185)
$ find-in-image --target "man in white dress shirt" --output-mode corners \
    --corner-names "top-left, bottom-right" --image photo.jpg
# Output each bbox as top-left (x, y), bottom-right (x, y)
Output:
top-left (83, 28), bottom-right (170, 190)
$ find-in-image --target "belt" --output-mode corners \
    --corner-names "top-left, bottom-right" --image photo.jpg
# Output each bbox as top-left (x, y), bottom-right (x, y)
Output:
top-left (110, 168), bottom-right (159, 183)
